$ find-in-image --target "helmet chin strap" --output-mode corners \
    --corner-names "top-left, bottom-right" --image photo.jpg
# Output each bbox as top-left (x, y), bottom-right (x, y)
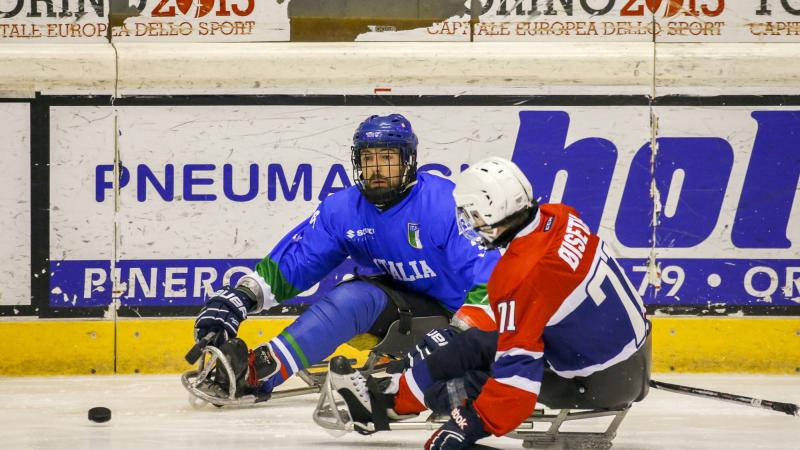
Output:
top-left (481, 205), bottom-right (538, 250)
top-left (477, 227), bottom-right (500, 244)
top-left (483, 226), bottom-right (519, 250)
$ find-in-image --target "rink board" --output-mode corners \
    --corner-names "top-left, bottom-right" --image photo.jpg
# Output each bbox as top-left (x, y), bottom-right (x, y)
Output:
top-left (2, 95), bottom-right (800, 376)
top-left (1, 316), bottom-right (799, 375)
top-left (0, 103), bottom-right (30, 310)
top-left (2, 99), bottom-right (799, 317)
top-left (1, 42), bottom-right (799, 376)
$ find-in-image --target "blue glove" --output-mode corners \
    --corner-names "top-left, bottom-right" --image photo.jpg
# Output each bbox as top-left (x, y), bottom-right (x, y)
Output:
top-left (194, 286), bottom-right (254, 347)
top-left (407, 327), bottom-right (459, 366)
top-left (425, 402), bottom-right (490, 450)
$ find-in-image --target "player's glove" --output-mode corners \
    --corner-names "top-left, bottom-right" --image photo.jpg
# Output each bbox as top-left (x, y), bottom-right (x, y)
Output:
top-left (425, 402), bottom-right (490, 450)
top-left (407, 327), bottom-right (459, 366)
top-left (194, 286), bottom-right (255, 347)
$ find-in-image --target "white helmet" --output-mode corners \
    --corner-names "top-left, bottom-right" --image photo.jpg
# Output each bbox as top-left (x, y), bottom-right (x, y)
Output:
top-left (453, 157), bottom-right (534, 248)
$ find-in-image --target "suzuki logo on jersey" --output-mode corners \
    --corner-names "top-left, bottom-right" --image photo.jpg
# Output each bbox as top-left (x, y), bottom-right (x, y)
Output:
top-left (558, 214), bottom-right (591, 271)
top-left (373, 258), bottom-right (437, 282)
top-left (407, 223), bottom-right (423, 249)
top-left (346, 227), bottom-right (375, 240)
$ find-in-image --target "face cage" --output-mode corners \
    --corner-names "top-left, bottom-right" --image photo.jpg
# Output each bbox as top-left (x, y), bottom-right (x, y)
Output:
top-left (351, 146), bottom-right (416, 204)
top-left (456, 207), bottom-right (498, 249)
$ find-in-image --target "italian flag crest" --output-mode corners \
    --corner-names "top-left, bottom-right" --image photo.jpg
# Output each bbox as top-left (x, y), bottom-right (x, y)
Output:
top-left (407, 223), bottom-right (422, 249)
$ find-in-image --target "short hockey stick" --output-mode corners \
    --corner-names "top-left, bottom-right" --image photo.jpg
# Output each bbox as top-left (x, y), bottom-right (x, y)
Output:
top-left (650, 379), bottom-right (799, 417)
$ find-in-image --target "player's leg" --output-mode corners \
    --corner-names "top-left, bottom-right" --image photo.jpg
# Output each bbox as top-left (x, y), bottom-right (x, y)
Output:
top-left (538, 334), bottom-right (652, 410)
top-left (328, 327), bottom-right (497, 425)
top-left (253, 280), bottom-right (389, 393)
top-left (256, 277), bottom-right (453, 395)
top-left (190, 280), bottom-right (391, 402)
top-left (392, 328), bottom-right (497, 414)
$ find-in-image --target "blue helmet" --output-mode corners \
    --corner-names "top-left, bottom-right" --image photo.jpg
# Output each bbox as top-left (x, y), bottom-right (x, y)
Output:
top-left (351, 114), bottom-right (418, 206)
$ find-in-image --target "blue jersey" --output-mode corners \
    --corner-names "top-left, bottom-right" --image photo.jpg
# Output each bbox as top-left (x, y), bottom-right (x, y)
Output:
top-left (253, 172), bottom-right (500, 312)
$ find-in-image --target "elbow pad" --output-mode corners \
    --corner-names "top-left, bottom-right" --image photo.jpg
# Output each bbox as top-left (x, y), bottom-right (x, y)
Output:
top-left (236, 273), bottom-right (277, 314)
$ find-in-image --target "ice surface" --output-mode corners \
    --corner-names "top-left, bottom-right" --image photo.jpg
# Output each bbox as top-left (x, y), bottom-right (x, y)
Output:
top-left (1, 373), bottom-right (798, 449)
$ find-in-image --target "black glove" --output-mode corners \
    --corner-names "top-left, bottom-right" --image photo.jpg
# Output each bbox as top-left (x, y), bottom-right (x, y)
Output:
top-left (425, 402), bottom-right (490, 450)
top-left (407, 327), bottom-right (459, 366)
top-left (194, 286), bottom-right (254, 347)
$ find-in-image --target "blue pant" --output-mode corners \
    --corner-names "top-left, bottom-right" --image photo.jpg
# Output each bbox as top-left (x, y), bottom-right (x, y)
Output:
top-left (260, 280), bottom-right (389, 392)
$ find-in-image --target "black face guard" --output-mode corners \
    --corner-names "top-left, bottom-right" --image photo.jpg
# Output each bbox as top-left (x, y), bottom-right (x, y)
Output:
top-left (351, 147), bottom-right (417, 207)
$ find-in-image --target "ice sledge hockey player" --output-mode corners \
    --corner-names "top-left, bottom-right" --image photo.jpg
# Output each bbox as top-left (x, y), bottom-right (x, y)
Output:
top-left (328, 157), bottom-right (652, 449)
top-left (192, 114), bottom-right (499, 400)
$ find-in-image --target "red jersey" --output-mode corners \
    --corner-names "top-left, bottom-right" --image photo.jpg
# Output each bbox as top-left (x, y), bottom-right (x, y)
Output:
top-left (473, 204), bottom-right (649, 436)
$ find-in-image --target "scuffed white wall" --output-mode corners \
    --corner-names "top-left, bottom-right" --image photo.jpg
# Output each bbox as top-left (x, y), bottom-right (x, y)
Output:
top-left (0, 103), bottom-right (30, 307)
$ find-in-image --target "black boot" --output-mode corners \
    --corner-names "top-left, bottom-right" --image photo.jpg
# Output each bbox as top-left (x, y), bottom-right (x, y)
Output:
top-left (212, 338), bottom-right (251, 397)
top-left (213, 339), bottom-right (281, 399)
top-left (328, 356), bottom-right (398, 434)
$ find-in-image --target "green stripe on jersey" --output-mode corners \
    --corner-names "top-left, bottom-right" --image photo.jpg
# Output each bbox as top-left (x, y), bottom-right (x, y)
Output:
top-left (465, 284), bottom-right (489, 306)
top-left (254, 257), bottom-right (302, 302)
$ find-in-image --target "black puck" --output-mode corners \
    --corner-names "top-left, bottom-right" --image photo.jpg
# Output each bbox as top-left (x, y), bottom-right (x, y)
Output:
top-left (88, 406), bottom-right (111, 423)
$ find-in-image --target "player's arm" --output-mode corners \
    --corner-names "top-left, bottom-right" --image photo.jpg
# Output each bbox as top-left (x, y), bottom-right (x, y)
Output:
top-left (238, 201), bottom-right (348, 313)
top-left (195, 202), bottom-right (348, 344)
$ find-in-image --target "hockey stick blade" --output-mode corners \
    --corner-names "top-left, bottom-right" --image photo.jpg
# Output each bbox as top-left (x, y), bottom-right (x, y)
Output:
top-left (650, 379), bottom-right (799, 417)
top-left (185, 332), bottom-right (217, 364)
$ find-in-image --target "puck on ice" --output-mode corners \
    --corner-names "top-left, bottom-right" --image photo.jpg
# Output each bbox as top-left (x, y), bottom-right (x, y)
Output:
top-left (88, 407), bottom-right (111, 423)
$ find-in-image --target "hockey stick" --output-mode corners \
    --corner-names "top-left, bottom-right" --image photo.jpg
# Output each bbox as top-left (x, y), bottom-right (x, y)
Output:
top-left (650, 379), bottom-right (799, 417)
top-left (185, 332), bottom-right (217, 364)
